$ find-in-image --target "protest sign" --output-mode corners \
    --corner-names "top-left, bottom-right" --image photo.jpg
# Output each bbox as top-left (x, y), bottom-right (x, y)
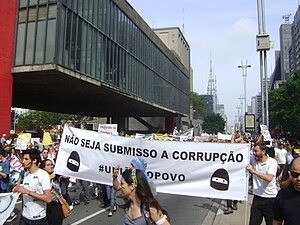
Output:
top-left (98, 124), bottom-right (118, 135)
top-left (55, 125), bottom-right (250, 201)
top-left (260, 125), bottom-right (272, 141)
top-left (15, 133), bottom-right (31, 150)
top-left (217, 132), bottom-right (232, 141)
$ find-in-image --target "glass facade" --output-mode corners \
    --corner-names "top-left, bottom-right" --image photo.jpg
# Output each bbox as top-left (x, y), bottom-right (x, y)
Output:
top-left (15, 0), bottom-right (57, 65)
top-left (14, 0), bottom-right (189, 115)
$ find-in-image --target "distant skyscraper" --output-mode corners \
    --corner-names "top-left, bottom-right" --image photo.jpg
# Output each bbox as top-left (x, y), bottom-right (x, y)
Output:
top-left (279, 22), bottom-right (292, 80)
top-left (200, 94), bottom-right (215, 114)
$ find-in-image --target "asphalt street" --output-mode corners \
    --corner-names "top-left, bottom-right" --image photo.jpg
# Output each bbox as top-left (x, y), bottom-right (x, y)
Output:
top-left (5, 191), bottom-right (220, 225)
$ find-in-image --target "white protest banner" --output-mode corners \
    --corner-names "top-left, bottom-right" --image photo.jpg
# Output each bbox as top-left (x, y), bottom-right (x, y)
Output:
top-left (0, 193), bottom-right (20, 224)
top-left (217, 132), bottom-right (232, 141)
top-left (172, 128), bottom-right (194, 141)
top-left (98, 124), bottom-right (118, 135)
top-left (55, 125), bottom-right (250, 201)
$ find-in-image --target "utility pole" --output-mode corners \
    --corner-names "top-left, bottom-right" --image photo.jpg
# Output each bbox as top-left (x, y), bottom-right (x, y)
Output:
top-left (256, 0), bottom-right (271, 128)
top-left (238, 96), bottom-right (244, 132)
top-left (236, 105), bottom-right (241, 131)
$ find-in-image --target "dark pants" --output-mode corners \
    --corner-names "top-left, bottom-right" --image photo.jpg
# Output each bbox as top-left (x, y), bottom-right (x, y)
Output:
top-left (80, 180), bottom-right (91, 203)
top-left (249, 195), bottom-right (275, 225)
top-left (47, 201), bottom-right (63, 225)
top-left (100, 184), bottom-right (109, 206)
top-left (19, 216), bottom-right (48, 225)
top-left (60, 178), bottom-right (72, 205)
top-left (226, 199), bottom-right (238, 208)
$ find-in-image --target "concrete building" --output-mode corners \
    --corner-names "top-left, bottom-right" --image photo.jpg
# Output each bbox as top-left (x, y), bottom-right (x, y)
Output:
top-left (270, 20), bottom-right (292, 90)
top-left (250, 94), bottom-right (262, 133)
top-left (153, 27), bottom-right (193, 129)
top-left (289, 6), bottom-right (300, 75)
top-left (217, 104), bottom-right (227, 132)
top-left (0, 0), bottom-right (190, 135)
top-left (153, 27), bottom-right (190, 72)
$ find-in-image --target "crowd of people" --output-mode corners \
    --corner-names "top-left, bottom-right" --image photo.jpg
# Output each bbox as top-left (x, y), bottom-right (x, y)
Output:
top-left (0, 131), bottom-right (170, 225)
top-left (220, 130), bottom-right (300, 225)
top-left (1, 129), bottom-right (299, 225)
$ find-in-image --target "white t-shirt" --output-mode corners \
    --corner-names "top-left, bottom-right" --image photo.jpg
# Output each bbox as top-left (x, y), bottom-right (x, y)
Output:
top-left (22, 169), bottom-right (51, 220)
top-left (274, 148), bottom-right (287, 165)
top-left (250, 155), bottom-right (278, 198)
top-left (286, 151), bottom-right (294, 165)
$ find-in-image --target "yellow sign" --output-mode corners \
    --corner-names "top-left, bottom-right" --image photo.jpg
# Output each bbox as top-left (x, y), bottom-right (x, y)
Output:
top-left (42, 132), bottom-right (53, 146)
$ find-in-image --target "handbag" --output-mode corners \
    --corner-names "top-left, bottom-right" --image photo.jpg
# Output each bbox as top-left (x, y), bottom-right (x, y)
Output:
top-left (51, 188), bottom-right (72, 218)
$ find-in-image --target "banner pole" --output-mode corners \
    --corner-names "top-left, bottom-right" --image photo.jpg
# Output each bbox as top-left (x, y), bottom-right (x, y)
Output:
top-left (244, 198), bottom-right (249, 225)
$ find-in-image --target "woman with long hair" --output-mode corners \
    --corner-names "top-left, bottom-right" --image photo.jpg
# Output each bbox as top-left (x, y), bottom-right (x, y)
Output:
top-left (40, 159), bottom-right (64, 225)
top-left (115, 168), bottom-right (170, 225)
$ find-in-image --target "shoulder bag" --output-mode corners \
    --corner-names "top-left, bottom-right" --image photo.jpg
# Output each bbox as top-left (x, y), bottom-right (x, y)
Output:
top-left (51, 188), bottom-right (72, 218)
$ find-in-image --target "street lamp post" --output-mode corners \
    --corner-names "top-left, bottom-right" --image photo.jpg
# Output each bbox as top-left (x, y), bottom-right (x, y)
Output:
top-left (238, 60), bottom-right (251, 117)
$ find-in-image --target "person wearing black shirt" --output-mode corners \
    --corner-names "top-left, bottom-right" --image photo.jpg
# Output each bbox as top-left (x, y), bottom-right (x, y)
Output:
top-left (273, 157), bottom-right (300, 225)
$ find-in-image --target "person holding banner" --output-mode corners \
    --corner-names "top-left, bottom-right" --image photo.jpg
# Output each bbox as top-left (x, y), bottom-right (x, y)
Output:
top-left (246, 142), bottom-right (278, 225)
top-left (13, 149), bottom-right (52, 225)
top-left (117, 169), bottom-right (170, 225)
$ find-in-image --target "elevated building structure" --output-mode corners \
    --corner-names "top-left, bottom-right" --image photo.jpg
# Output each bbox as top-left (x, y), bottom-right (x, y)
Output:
top-left (0, 0), bottom-right (190, 135)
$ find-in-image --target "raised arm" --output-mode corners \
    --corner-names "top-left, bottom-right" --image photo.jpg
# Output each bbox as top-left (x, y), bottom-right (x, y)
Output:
top-left (113, 165), bottom-right (121, 191)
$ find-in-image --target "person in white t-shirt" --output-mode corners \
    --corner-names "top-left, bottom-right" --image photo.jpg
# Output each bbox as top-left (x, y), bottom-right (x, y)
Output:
top-left (246, 142), bottom-right (278, 225)
top-left (13, 149), bottom-right (51, 225)
top-left (274, 142), bottom-right (287, 176)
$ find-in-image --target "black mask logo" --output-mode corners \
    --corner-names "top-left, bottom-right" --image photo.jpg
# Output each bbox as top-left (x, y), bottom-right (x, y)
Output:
top-left (210, 168), bottom-right (229, 191)
top-left (0, 195), bottom-right (13, 214)
top-left (67, 151), bottom-right (80, 172)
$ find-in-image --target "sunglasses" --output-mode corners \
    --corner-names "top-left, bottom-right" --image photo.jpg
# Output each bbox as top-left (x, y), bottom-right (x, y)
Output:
top-left (290, 171), bottom-right (300, 178)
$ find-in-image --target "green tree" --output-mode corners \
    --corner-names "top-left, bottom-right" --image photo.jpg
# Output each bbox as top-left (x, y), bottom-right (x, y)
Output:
top-left (202, 113), bottom-right (225, 134)
top-left (16, 110), bottom-right (92, 131)
top-left (269, 71), bottom-right (300, 139)
top-left (190, 92), bottom-right (207, 118)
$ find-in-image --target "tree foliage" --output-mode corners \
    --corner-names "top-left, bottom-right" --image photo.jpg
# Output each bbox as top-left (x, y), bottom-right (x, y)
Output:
top-left (190, 92), bottom-right (206, 118)
top-left (269, 71), bottom-right (300, 139)
top-left (16, 110), bottom-right (93, 132)
top-left (202, 113), bottom-right (225, 134)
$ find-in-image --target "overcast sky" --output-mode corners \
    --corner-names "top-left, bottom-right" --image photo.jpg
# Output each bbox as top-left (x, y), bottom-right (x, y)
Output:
top-left (127, 0), bottom-right (298, 127)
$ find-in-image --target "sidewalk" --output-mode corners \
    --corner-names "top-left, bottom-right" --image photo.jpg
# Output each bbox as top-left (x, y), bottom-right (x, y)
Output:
top-left (203, 194), bottom-right (266, 225)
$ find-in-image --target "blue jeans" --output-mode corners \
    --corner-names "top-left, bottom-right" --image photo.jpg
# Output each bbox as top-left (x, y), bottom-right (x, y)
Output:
top-left (106, 185), bottom-right (116, 212)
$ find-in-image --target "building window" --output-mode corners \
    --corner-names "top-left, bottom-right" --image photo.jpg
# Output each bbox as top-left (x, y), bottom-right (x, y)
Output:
top-left (45, 19), bottom-right (56, 63)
